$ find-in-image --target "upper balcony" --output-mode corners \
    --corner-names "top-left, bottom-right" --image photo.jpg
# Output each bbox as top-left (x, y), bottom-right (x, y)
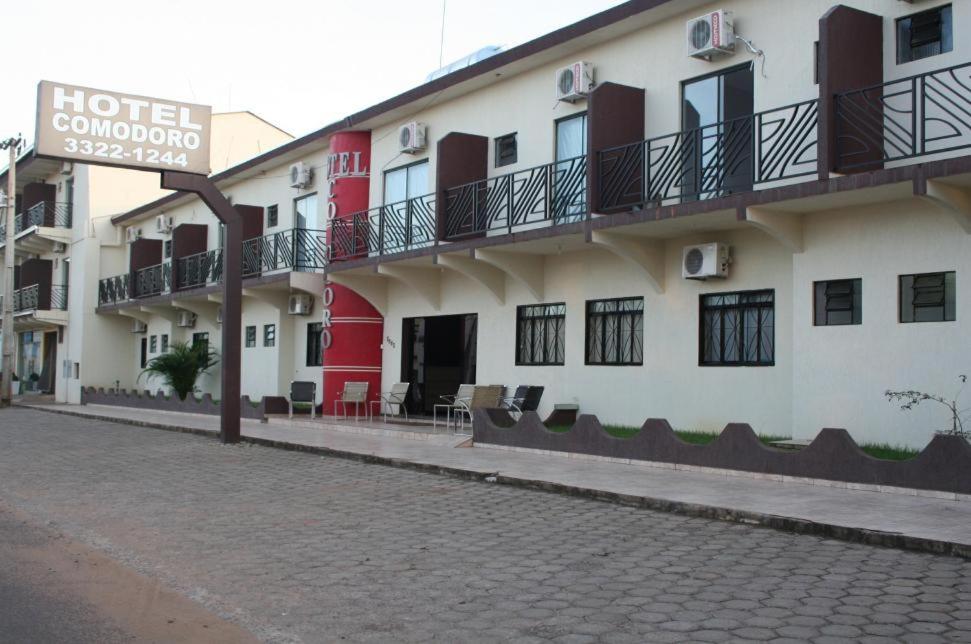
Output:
top-left (0, 200), bottom-right (72, 256)
top-left (325, 54), bottom-right (971, 275)
top-left (2, 258), bottom-right (69, 330)
top-left (97, 227), bottom-right (328, 308)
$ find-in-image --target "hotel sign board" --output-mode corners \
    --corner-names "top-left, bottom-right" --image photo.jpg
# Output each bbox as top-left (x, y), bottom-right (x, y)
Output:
top-left (35, 80), bottom-right (212, 175)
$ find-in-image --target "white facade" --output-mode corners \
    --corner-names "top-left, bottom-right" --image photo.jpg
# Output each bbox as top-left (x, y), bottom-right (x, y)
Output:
top-left (38, 0), bottom-right (970, 450)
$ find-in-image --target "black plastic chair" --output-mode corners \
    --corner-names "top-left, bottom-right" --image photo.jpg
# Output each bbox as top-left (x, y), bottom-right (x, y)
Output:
top-left (289, 381), bottom-right (317, 419)
top-left (501, 385), bottom-right (544, 417)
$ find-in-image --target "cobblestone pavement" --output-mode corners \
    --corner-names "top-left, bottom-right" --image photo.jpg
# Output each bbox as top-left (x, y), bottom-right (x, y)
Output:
top-left (1, 408), bottom-right (969, 644)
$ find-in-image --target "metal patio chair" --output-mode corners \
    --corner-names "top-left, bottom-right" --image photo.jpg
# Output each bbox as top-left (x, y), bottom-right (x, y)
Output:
top-left (434, 383), bottom-right (474, 429)
top-left (289, 381), bottom-right (317, 419)
top-left (454, 384), bottom-right (504, 433)
top-left (334, 381), bottom-right (369, 421)
top-left (371, 382), bottom-right (410, 423)
top-left (500, 385), bottom-right (544, 419)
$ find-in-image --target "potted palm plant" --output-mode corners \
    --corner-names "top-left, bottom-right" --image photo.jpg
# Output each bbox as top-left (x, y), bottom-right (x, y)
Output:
top-left (139, 341), bottom-right (219, 401)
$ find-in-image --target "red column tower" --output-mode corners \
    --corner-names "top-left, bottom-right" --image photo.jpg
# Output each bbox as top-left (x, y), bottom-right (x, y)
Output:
top-left (322, 131), bottom-right (382, 416)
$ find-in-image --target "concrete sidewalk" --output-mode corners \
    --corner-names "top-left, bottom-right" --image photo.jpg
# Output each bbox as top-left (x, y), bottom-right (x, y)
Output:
top-left (21, 402), bottom-right (971, 558)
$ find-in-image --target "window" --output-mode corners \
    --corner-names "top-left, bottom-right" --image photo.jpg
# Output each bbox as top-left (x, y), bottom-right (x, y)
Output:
top-left (163, 240), bottom-right (172, 259)
top-left (383, 161), bottom-right (429, 204)
top-left (140, 338), bottom-right (147, 369)
top-left (149, 335), bottom-right (158, 353)
top-left (814, 279), bottom-right (862, 326)
top-left (900, 272), bottom-right (956, 323)
top-left (554, 113), bottom-right (588, 221)
top-left (160, 334), bottom-right (169, 353)
top-left (306, 322), bottom-right (323, 366)
top-left (263, 324), bottom-right (276, 347)
top-left (585, 298), bottom-right (643, 366)
top-left (245, 325), bottom-right (256, 348)
top-left (516, 303), bottom-right (565, 366)
top-left (700, 290), bottom-right (774, 366)
top-left (897, 5), bottom-right (952, 64)
top-left (682, 65), bottom-right (754, 200)
top-left (294, 194), bottom-right (319, 229)
top-left (267, 204), bottom-right (278, 228)
top-left (192, 332), bottom-right (209, 354)
top-left (495, 133), bottom-right (517, 168)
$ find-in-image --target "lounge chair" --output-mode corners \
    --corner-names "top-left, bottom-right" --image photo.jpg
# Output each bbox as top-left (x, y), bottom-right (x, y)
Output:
top-left (289, 381), bottom-right (317, 419)
top-left (434, 383), bottom-right (474, 428)
top-left (334, 381), bottom-right (369, 421)
top-left (501, 385), bottom-right (544, 418)
top-left (454, 384), bottom-right (504, 433)
top-left (372, 382), bottom-right (410, 422)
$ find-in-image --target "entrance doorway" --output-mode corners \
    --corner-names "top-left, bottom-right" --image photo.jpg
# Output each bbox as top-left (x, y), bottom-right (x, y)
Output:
top-left (401, 313), bottom-right (477, 415)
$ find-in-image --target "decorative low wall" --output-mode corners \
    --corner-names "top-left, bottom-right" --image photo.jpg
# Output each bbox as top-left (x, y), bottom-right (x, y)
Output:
top-left (81, 387), bottom-right (266, 420)
top-left (473, 410), bottom-right (971, 495)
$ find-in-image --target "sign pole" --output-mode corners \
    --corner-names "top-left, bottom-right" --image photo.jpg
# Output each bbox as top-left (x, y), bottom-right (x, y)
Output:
top-left (1, 137), bottom-right (18, 408)
top-left (161, 172), bottom-right (242, 443)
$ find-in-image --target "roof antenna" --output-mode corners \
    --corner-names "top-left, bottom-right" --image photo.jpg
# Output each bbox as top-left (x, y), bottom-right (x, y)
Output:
top-left (438, 0), bottom-right (447, 68)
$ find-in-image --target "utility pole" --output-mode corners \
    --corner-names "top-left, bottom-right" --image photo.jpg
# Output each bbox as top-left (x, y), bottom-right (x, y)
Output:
top-left (1, 136), bottom-right (19, 408)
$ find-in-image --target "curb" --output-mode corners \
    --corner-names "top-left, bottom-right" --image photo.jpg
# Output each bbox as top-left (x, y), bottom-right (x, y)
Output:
top-left (19, 404), bottom-right (971, 560)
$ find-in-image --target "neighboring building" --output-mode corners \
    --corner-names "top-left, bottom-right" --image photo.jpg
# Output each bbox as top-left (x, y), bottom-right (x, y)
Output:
top-left (97, 0), bottom-right (970, 449)
top-left (0, 112), bottom-right (292, 403)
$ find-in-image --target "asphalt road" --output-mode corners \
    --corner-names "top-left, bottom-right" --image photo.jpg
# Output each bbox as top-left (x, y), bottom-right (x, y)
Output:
top-left (0, 407), bottom-right (970, 643)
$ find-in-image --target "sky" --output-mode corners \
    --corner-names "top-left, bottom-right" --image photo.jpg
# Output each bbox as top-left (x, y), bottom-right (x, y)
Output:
top-left (2, 0), bottom-right (625, 148)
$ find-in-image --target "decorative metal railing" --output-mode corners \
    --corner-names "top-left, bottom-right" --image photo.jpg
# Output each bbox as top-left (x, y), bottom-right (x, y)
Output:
top-left (330, 194), bottom-right (436, 260)
top-left (98, 274), bottom-right (130, 306)
top-left (1, 202), bottom-right (72, 239)
top-left (50, 284), bottom-right (69, 310)
top-left (242, 228), bottom-right (328, 276)
top-left (24, 201), bottom-right (73, 230)
top-left (13, 285), bottom-right (37, 312)
top-left (133, 261), bottom-right (171, 298)
top-left (176, 248), bottom-right (223, 290)
top-left (836, 61), bottom-right (971, 170)
top-left (442, 156), bottom-right (587, 240)
top-left (598, 100), bottom-right (819, 212)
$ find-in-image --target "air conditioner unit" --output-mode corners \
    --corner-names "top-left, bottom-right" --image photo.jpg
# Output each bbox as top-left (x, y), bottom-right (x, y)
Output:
top-left (555, 62), bottom-right (594, 102)
top-left (398, 122), bottom-right (427, 154)
top-left (216, 306), bottom-right (223, 325)
top-left (130, 319), bottom-right (147, 334)
top-left (176, 310), bottom-right (197, 328)
top-left (289, 162), bottom-right (313, 189)
top-left (155, 214), bottom-right (173, 234)
top-left (683, 243), bottom-right (731, 280)
top-left (126, 227), bottom-right (142, 243)
top-left (288, 293), bottom-right (313, 316)
top-left (52, 242), bottom-right (67, 254)
top-left (687, 10), bottom-right (735, 60)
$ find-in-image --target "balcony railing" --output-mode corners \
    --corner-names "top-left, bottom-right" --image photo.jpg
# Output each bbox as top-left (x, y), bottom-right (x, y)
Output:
top-left (10, 284), bottom-right (68, 312)
top-left (330, 195), bottom-right (436, 260)
top-left (442, 156), bottom-right (587, 241)
top-left (133, 261), bottom-right (171, 298)
top-left (13, 284), bottom-right (37, 312)
top-left (176, 248), bottom-right (223, 290)
top-left (25, 201), bottom-right (72, 229)
top-left (836, 61), bottom-right (971, 170)
top-left (98, 274), bottom-right (130, 306)
top-left (1, 201), bottom-right (73, 238)
top-left (598, 99), bottom-right (819, 213)
top-left (243, 228), bottom-right (328, 276)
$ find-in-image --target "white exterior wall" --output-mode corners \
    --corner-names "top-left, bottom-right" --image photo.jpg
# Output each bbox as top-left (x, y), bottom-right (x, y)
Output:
top-left (367, 0), bottom-right (969, 208)
top-left (792, 199), bottom-right (971, 447)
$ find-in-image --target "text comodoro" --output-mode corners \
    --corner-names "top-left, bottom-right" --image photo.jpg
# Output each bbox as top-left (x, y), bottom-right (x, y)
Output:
top-left (50, 87), bottom-right (203, 150)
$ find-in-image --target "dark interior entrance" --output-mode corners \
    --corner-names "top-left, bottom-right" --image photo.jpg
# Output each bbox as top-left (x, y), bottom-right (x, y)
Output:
top-left (40, 331), bottom-right (58, 395)
top-left (401, 314), bottom-right (477, 415)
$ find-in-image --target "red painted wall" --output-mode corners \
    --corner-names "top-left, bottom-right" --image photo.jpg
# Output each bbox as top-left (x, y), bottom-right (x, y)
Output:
top-left (322, 131), bottom-right (383, 416)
